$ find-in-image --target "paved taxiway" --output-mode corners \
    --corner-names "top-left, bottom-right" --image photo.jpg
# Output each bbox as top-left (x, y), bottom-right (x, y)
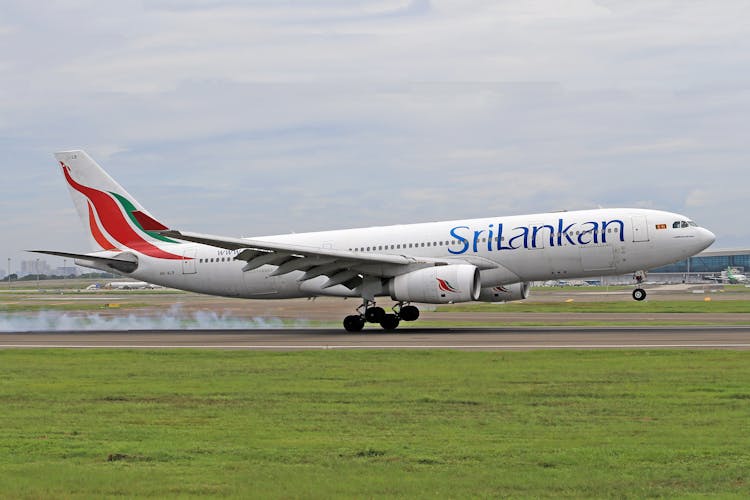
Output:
top-left (2, 326), bottom-right (750, 350)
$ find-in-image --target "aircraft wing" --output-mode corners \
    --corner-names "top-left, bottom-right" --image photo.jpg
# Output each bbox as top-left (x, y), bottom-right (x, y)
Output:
top-left (161, 230), bottom-right (497, 290)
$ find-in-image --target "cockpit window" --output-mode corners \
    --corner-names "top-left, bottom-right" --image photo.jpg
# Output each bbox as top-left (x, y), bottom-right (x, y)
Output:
top-left (673, 220), bottom-right (696, 229)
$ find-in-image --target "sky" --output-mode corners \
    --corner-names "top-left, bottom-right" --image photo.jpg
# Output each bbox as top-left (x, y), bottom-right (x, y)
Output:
top-left (1, 0), bottom-right (749, 275)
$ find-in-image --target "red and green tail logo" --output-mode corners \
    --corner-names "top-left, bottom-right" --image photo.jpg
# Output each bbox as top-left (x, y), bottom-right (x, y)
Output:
top-left (436, 278), bottom-right (459, 293)
top-left (61, 162), bottom-right (187, 260)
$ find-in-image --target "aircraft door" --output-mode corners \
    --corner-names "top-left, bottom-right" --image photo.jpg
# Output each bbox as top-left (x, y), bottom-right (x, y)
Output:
top-left (631, 216), bottom-right (650, 243)
top-left (182, 247), bottom-right (197, 274)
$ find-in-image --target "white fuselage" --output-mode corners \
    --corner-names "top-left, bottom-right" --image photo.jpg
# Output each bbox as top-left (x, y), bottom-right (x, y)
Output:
top-left (117, 208), bottom-right (714, 300)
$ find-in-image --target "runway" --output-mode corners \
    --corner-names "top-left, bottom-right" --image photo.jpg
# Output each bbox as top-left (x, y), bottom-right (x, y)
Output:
top-left (2, 325), bottom-right (750, 350)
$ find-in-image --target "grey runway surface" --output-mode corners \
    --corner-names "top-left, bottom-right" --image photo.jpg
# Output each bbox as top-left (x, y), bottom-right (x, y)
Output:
top-left (2, 326), bottom-right (750, 350)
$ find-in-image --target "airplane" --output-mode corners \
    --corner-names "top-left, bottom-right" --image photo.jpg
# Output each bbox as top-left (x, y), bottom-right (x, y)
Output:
top-left (105, 281), bottom-right (163, 290)
top-left (31, 150), bottom-right (716, 331)
top-left (703, 267), bottom-right (748, 284)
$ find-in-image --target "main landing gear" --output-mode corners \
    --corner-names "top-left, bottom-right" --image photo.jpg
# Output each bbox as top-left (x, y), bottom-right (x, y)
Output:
top-left (632, 270), bottom-right (647, 301)
top-left (342, 300), bottom-right (420, 332)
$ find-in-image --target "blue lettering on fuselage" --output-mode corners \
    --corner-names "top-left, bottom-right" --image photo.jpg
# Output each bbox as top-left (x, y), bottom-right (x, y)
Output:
top-left (449, 226), bottom-right (470, 254)
top-left (448, 218), bottom-right (625, 255)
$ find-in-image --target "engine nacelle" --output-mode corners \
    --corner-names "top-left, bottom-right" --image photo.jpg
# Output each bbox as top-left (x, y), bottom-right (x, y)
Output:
top-left (478, 282), bottom-right (531, 302)
top-left (388, 265), bottom-right (480, 304)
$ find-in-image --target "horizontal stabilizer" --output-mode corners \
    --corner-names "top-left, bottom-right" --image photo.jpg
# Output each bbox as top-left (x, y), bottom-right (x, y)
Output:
top-left (28, 250), bottom-right (139, 274)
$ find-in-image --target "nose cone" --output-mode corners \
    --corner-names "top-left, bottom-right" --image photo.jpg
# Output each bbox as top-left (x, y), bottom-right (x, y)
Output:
top-left (698, 227), bottom-right (716, 251)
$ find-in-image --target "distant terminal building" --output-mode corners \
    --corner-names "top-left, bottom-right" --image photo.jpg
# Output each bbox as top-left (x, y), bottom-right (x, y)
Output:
top-left (592, 248), bottom-right (750, 285)
top-left (647, 248), bottom-right (750, 284)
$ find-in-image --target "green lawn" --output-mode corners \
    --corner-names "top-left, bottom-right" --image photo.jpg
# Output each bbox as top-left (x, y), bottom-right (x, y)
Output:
top-left (441, 300), bottom-right (750, 313)
top-left (1, 350), bottom-right (749, 498)
top-left (0, 302), bottom-right (150, 313)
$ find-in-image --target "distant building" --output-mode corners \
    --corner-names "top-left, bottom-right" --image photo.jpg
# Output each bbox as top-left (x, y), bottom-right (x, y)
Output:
top-left (650, 249), bottom-right (750, 274)
top-left (597, 248), bottom-right (750, 285)
top-left (20, 259), bottom-right (52, 277)
top-left (55, 266), bottom-right (80, 277)
top-left (643, 248), bottom-right (750, 284)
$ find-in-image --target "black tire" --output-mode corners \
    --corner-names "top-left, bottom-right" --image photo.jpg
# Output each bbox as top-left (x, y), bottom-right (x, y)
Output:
top-left (343, 315), bottom-right (365, 332)
top-left (380, 313), bottom-right (400, 331)
top-left (399, 305), bottom-right (420, 322)
top-left (632, 288), bottom-right (647, 301)
top-left (364, 306), bottom-right (385, 323)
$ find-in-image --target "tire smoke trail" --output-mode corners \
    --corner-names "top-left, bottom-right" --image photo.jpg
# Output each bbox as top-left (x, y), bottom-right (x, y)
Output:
top-left (0, 305), bottom-right (308, 332)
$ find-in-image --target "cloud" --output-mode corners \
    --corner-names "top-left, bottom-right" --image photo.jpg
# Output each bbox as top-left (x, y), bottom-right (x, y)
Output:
top-left (1, 0), bottom-right (750, 270)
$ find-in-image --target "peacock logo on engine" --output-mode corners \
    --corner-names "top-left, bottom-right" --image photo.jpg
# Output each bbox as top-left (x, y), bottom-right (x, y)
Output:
top-left (436, 278), bottom-right (460, 293)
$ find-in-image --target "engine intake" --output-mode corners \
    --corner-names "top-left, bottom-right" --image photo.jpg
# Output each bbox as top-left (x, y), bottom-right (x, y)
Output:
top-left (388, 265), bottom-right (480, 304)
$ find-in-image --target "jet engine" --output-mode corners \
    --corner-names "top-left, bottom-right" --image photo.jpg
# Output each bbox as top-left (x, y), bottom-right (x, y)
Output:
top-left (388, 265), bottom-right (480, 304)
top-left (477, 282), bottom-right (531, 302)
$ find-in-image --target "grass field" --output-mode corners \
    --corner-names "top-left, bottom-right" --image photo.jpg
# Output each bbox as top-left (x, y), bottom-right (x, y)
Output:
top-left (1, 350), bottom-right (749, 498)
top-left (440, 300), bottom-right (750, 314)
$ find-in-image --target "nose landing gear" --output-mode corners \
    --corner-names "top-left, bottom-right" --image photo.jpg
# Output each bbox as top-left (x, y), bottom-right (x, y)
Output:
top-left (632, 270), bottom-right (647, 301)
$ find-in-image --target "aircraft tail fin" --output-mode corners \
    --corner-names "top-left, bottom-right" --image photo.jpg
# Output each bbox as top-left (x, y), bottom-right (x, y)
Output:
top-left (54, 150), bottom-right (184, 260)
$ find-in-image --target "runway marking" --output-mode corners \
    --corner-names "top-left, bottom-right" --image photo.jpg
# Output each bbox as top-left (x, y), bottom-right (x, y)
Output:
top-left (2, 344), bottom-right (750, 349)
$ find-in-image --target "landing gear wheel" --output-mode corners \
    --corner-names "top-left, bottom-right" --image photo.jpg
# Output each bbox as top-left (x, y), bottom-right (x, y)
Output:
top-left (380, 313), bottom-right (400, 331)
top-left (399, 305), bottom-right (420, 322)
top-left (364, 306), bottom-right (385, 323)
top-left (632, 288), bottom-right (647, 301)
top-left (343, 315), bottom-right (365, 332)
